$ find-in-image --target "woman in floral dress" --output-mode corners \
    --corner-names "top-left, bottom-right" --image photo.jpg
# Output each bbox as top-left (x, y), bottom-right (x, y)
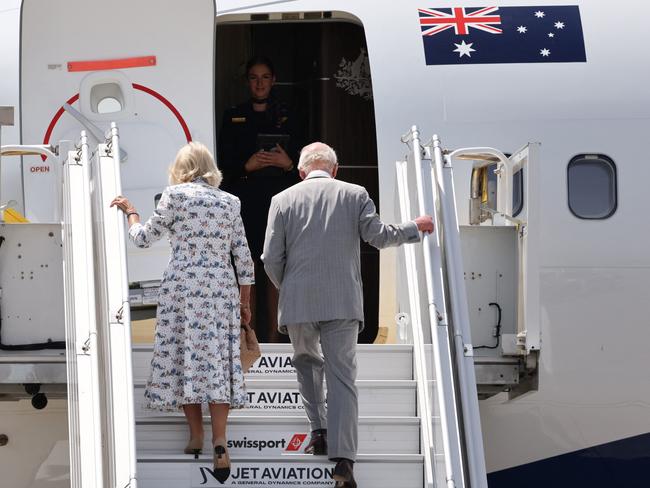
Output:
top-left (111, 142), bottom-right (254, 481)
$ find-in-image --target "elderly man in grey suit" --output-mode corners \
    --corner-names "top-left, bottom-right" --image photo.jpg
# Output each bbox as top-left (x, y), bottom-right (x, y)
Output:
top-left (262, 142), bottom-right (433, 488)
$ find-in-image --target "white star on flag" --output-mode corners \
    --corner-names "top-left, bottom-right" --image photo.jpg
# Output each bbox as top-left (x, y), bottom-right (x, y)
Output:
top-left (535, 11), bottom-right (545, 18)
top-left (540, 48), bottom-right (551, 56)
top-left (548, 32), bottom-right (555, 38)
top-left (554, 21), bottom-right (565, 29)
top-left (453, 40), bottom-right (476, 57)
top-left (517, 26), bottom-right (527, 33)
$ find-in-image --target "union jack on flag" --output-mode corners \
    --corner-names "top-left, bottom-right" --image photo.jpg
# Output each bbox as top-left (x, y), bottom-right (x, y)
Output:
top-left (419, 6), bottom-right (502, 36)
top-left (419, 5), bottom-right (587, 65)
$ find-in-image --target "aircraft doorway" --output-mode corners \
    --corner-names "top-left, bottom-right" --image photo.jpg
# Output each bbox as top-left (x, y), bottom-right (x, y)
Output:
top-left (215, 15), bottom-right (380, 344)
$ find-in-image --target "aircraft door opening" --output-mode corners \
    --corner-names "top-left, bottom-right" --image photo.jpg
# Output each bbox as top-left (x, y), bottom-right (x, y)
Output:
top-left (215, 15), bottom-right (380, 343)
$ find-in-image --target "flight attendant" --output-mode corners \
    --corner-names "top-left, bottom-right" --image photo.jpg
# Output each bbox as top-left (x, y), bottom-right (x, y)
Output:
top-left (218, 55), bottom-right (300, 343)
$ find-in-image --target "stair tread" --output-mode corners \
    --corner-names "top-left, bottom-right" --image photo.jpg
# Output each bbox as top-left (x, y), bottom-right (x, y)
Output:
top-left (134, 378), bottom-right (416, 387)
top-left (132, 343), bottom-right (414, 352)
top-left (138, 452), bottom-right (424, 462)
top-left (136, 415), bottom-right (420, 425)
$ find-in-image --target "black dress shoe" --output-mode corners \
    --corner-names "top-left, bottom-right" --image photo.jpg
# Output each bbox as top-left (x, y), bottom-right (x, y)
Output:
top-left (333, 458), bottom-right (357, 488)
top-left (304, 429), bottom-right (327, 455)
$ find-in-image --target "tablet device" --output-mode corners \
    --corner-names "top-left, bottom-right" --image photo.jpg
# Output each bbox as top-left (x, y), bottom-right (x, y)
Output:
top-left (257, 133), bottom-right (290, 152)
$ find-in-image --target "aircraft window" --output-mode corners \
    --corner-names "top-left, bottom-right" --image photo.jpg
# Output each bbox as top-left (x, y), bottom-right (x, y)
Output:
top-left (90, 82), bottom-right (124, 114)
top-left (97, 97), bottom-right (122, 114)
top-left (567, 154), bottom-right (617, 219)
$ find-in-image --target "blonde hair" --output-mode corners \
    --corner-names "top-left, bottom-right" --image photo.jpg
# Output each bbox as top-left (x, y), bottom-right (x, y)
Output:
top-left (169, 142), bottom-right (223, 187)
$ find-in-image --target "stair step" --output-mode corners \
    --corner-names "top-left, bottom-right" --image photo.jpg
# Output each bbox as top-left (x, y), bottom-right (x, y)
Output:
top-left (136, 416), bottom-right (420, 456)
top-left (132, 343), bottom-right (414, 382)
top-left (137, 453), bottom-right (424, 488)
top-left (134, 380), bottom-right (417, 417)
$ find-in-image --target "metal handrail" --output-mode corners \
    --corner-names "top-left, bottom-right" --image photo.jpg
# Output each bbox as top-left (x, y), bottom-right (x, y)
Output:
top-left (87, 123), bottom-right (138, 488)
top-left (395, 159), bottom-right (435, 488)
top-left (106, 123), bottom-right (138, 487)
top-left (0, 145), bottom-right (58, 161)
top-left (62, 130), bottom-right (105, 488)
top-left (405, 126), bottom-right (465, 488)
top-left (430, 136), bottom-right (488, 488)
top-left (447, 147), bottom-right (512, 217)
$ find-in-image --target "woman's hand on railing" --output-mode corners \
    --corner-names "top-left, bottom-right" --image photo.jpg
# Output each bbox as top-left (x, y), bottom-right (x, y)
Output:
top-left (110, 196), bottom-right (140, 226)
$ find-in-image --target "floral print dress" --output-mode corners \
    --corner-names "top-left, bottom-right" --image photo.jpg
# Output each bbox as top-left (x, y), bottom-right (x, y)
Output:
top-left (129, 179), bottom-right (255, 411)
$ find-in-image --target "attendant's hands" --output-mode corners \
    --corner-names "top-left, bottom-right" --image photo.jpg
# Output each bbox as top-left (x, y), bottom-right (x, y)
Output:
top-left (414, 215), bottom-right (434, 234)
top-left (257, 145), bottom-right (293, 171)
top-left (244, 152), bottom-right (269, 173)
top-left (244, 146), bottom-right (293, 173)
top-left (240, 303), bottom-right (252, 326)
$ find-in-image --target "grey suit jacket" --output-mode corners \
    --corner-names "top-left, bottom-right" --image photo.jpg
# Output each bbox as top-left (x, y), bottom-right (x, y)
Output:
top-left (262, 175), bottom-right (420, 330)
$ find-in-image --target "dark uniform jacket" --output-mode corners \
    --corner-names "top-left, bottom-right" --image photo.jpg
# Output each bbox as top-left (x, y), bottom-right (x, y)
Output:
top-left (217, 100), bottom-right (301, 260)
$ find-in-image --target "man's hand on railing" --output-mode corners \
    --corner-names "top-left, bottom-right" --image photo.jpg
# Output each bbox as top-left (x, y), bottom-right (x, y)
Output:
top-left (414, 215), bottom-right (434, 234)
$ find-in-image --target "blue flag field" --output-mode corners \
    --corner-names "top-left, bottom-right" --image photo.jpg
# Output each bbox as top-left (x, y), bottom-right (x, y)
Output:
top-left (419, 5), bottom-right (587, 65)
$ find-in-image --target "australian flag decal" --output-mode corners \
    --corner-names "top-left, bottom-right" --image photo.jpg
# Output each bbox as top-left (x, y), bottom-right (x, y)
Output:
top-left (420, 6), bottom-right (586, 65)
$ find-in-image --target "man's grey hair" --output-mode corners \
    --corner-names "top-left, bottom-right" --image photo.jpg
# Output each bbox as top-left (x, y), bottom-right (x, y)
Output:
top-left (298, 142), bottom-right (338, 171)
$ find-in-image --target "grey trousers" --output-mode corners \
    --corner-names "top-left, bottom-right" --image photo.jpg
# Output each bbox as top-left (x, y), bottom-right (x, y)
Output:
top-left (286, 319), bottom-right (359, 462)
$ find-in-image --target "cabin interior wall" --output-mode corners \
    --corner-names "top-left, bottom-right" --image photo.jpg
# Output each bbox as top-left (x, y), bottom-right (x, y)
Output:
top-left (215, 20), bottom-right (381, 342)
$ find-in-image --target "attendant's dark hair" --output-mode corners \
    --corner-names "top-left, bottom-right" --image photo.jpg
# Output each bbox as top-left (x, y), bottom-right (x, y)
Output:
top-left (245, 55), bottom-right (275, 77)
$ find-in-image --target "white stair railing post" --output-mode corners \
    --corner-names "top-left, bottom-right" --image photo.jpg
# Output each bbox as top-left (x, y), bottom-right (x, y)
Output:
top-left (90, 123), bottom-right (138, 488)
top-left (396, 159), bottom-right (435, 488)
top-left (403, 126), bottom-right (465, 488)
top-left (62, 131), bottom-right (105, 488)
top-left (429, 135), bottom-right (488, 488)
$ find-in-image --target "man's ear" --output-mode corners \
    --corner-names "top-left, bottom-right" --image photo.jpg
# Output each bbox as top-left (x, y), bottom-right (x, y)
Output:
top-left (299, 169), bottom-right (307, 180)
top-left (331, 164), bottom-right (339, 178)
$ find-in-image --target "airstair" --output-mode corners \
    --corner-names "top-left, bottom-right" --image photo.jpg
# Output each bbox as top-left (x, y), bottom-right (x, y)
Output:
top-left (1, 115), bottom-right (539, 487)
top-left (1, 118), bottom-right (137, 488)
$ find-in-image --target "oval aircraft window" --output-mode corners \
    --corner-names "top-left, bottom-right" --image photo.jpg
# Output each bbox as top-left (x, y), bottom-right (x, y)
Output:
top-left (567, 154), bottom-right (617, 219)
top-left (90, 82), bottom-right (125, 114)
top-left (97, 96), bottom-right (123, 114)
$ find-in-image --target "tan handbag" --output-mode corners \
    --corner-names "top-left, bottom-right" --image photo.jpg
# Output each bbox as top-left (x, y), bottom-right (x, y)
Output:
top-left (240, 324), bottom-right (261, 373)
